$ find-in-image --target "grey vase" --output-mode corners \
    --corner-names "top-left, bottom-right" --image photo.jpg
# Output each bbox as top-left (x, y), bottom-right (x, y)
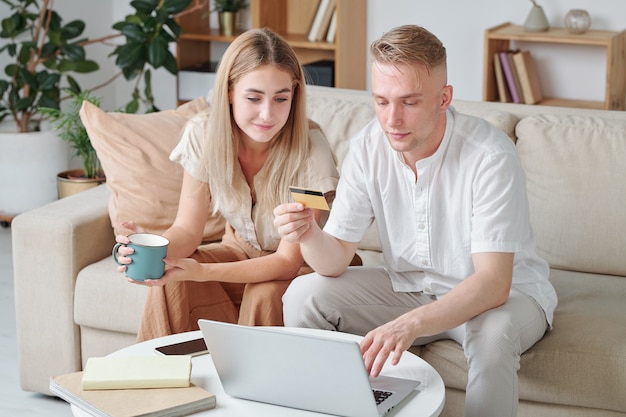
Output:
top-left (524, 5), bottom-right (549, 32)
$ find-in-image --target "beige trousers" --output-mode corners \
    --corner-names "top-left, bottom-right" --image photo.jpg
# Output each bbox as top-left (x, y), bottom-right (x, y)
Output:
top-left (137, 224), bottom-right (309, 342)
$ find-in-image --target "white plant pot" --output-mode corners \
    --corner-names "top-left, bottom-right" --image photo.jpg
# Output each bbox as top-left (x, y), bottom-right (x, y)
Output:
top-left (0, 122), bottom-right (71, 216)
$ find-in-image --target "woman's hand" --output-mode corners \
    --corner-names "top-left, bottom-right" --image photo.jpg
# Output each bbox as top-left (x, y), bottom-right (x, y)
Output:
top-left (114, 221), bottom-right (146, 274)
top-left (129, 257), bottom-right (205, 287)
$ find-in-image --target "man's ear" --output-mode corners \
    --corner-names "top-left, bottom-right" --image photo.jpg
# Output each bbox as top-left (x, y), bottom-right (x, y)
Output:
top-left (441, 84), bottom-right (453, 110)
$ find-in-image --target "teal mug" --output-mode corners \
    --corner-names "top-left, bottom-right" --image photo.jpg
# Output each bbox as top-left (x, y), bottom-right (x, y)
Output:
top-left (112, 233), bottom-right (169, 281)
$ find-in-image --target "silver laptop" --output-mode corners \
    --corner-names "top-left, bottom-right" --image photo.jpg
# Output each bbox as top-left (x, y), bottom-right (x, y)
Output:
top-left (198, 319), bottom-right (420, 417)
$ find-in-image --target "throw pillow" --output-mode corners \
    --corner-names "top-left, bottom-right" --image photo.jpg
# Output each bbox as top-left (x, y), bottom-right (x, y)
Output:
top-left (80, 98), bottom-right (225, 242)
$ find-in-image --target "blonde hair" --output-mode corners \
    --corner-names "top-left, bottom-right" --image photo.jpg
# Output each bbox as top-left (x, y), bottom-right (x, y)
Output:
top-left (370, 25), bottom-right (447, 75)
top-left (201, 28), bottom-right (310, 216)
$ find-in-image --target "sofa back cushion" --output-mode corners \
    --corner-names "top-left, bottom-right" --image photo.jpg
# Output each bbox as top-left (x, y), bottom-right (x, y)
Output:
top-left (516, 114), bottom-right (626, 276)
top-left (81, 98), bottom-right (226, 241)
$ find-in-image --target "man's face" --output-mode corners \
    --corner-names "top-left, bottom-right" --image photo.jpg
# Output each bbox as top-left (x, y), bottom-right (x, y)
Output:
top-left (371, 61), bottom-right (452, 164)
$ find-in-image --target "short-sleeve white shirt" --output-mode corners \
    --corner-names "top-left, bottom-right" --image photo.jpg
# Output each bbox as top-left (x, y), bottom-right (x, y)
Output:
top-left (324, 107), bottom-right (557, 325)
top-left (170, 115), bottom-right (339, 252)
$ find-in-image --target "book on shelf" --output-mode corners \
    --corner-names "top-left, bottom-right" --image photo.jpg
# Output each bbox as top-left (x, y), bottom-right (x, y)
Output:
top-left (499, 50), bottom-right (523, 104)
top-left (50, 371), bottom-right (216, 417)
top-left (307, 0), bottom-right (336, 42)
top-left (493, 52), bottom-right (511, 102)
top-left (512, 50), bottom-right (543, 104)
top-left (326, 8), bottom-right (337, 43)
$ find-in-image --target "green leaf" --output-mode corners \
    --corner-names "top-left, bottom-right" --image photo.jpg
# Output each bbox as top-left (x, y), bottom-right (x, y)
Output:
top-left (61, 20), bottom-right (86, 40)
top-left (40, 42), bottom-right (58, 59)
top-left (66, 76), bottom-right (81, 94)
top-left (60, 44), bottom-right (86, 61)
top-left (147, 37), bottom-right (166, 67)
top-left (164, 0), bottom-right (194, 14)
top-left (72, 60), bottom-right (99, 73)
top-left (38, 89), bottom-right (61, 109)
top-left (125, 98), bottom-right (139, 114)
top-left (38, 72), bottom-right (61, 90)
top-left (162, 51), bottom-right (178, 75)
top-left (131, 0), bottom-right (159, 15)
top-left (1, 13), bottom-right (24, 38)
top-left (118, 23), bottom-right (147, 42)
top-left (17, 42), bottom-right (36, 65)
top-left (115, 41), bottom-right (146, 69)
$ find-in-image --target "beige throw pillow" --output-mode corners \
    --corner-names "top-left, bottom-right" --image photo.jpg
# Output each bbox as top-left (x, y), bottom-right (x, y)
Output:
top-left (80, 98), bottom-right (225, 242)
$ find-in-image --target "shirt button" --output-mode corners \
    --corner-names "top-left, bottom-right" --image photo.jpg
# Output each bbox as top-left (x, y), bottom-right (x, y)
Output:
top-left (418, 223), bottom-right (426, 230)
top-left (421, 260), bottom-right (429, 266)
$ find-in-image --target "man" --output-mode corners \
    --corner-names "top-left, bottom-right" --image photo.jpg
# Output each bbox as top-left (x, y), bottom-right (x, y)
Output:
top-left (273, 25), bottom-right (557, 417)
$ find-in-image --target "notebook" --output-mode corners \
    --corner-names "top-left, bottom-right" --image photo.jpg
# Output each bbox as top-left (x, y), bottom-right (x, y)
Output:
top-left (198, 319), bottom-right (420, 417)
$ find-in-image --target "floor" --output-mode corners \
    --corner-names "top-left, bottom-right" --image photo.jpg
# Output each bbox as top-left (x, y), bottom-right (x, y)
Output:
top-left (0, 226), bottom-right (73, 416)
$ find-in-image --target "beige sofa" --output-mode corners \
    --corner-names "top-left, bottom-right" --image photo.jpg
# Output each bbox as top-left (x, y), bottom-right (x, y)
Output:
top-left (13, 85), bottom-right (626, 416)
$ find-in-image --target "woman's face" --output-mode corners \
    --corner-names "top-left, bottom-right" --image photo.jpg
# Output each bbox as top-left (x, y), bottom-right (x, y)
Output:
top-left (230, 65), bottom-right (294, 145)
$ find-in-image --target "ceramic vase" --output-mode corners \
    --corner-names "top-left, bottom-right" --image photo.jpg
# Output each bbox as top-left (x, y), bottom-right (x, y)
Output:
top-left (524, 5), bottom-right (549, 32)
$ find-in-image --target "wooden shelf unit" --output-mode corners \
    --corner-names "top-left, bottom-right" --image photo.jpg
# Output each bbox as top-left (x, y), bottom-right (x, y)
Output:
top-left (175, 0), bottom-right (366, 104)
top-left (483, 22), bottom-right (626, 110)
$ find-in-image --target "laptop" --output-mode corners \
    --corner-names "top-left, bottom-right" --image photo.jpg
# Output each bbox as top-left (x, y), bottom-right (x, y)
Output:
top-left (198, 319), bottom-right (420, 417)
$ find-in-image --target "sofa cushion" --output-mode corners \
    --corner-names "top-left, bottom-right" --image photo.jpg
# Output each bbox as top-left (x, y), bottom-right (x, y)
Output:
top-left (451, 100), bottom-right (519, 142)
top-left (419, 268), bottom-right (626, 412)
top-left (80, 98), bottom-right (226, 241)
top-left (516, 114), bottom-right (626, 276)
top-left (75, 257), bottom-right (147, 334)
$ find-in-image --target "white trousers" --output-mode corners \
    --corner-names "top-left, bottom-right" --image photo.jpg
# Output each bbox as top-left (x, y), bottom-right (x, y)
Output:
top-left (282, 266), bottom-right (549, 417)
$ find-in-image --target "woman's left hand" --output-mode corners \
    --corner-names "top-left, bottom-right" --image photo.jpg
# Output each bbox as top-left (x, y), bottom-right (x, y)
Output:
top-left (128, 257), bottom-right (204, 287)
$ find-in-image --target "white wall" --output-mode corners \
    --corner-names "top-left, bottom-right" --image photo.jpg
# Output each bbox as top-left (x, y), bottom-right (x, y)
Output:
top-left (1, 0), bottom-right (624, 111)
top-left (369, 0), bottom-right (625, 103)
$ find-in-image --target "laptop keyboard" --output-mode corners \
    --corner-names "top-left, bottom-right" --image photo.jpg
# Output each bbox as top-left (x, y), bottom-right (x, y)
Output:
top-left (373, 389), bottom-right (393, 405)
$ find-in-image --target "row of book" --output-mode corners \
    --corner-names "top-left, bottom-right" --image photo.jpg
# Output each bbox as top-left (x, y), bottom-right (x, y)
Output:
top-left (307, 0), bottom-right (338, 43)
top-left (494, 49), bottom-right (543, 105)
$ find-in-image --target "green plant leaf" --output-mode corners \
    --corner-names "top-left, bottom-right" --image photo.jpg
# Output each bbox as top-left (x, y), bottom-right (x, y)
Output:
top-left (115, 41), bottom-right (145, 69)
top-left (147, 37), bottom-right (166, 67)
top-left (61, 20), bottom-right (86, 40)
top-left (37, 72), bottom-right (61, 90)
top-left (116, 22), bottom-right (147, 42)
top-left (60, 44), bottom-right (86, 61)
top-left (162, 51), bottom-right (178, 75)
top-left (164, 0), bottom-right (194, 14)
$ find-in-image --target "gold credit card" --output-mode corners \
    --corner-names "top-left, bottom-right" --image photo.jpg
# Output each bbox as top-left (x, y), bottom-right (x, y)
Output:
top-left (289, 186), bottom-right (330, 211)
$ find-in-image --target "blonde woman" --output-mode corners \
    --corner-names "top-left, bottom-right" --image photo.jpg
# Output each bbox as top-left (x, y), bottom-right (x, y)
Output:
top-left (114, 28), bottom-right (344, 341)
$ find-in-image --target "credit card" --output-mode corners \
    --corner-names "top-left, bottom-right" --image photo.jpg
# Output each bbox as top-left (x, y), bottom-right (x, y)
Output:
top-left (289, 186), bottom-right (330, 211)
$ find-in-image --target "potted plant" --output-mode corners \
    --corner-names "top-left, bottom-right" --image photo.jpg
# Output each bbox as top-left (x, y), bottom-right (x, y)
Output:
top-left (39, 90), bottom-right (106, 198)
top-left (211, 0), bottom-right (248, 36)
top-left (0, 0), bottom-right (192, 216)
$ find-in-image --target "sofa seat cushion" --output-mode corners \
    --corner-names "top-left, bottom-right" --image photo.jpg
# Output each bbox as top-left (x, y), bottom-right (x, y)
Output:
top-left (516, 114), bottom-right (626, 276)
top-left (418, 268), bottom-right (626, 413)
top-left (74, 258), bottom-right (147, 335)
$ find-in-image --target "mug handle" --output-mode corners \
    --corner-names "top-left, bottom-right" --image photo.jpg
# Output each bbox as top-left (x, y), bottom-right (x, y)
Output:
top-left (112, 242), bottom-right (126, 266)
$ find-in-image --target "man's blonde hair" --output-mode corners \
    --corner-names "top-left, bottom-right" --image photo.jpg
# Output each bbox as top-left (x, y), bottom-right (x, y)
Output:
top-left (370, 25), bottom-right (447, 74)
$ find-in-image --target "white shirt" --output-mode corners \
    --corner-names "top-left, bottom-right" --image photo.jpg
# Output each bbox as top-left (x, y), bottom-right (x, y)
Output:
top-left (171, 115), bottom-right (339, 252)
top-left (324, 107), bottom-right (557, 325)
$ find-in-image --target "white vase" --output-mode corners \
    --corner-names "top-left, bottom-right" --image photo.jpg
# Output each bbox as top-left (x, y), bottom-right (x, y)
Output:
top-left (0, 122), bottom-right (71, 215)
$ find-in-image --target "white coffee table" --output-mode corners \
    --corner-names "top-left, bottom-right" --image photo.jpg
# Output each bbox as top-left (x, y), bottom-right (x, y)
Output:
top-left (72, 328), bottom-right (445, 417)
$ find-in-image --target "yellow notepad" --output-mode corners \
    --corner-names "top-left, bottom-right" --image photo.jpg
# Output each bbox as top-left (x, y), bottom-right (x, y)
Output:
top-left (82, 356), bottom-right (192, 390)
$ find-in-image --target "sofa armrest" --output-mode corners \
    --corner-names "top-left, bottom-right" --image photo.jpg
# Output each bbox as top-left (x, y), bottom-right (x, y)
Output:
top-left (12, 185), bottom-right (113, 394)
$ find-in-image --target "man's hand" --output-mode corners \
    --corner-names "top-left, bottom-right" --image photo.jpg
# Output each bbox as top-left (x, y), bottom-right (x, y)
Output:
top-left (273, 202), bottom-right (317, 243)
top-left (360, 315), bottom-right (417, 377)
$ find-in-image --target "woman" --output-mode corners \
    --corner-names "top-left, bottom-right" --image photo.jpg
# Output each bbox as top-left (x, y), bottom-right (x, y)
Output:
top-left (114, 28), bottom-right (341, 341)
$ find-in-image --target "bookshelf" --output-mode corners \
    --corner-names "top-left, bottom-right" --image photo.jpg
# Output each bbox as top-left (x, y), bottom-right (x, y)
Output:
top-left (483, 22), bottom-right (626, 110)
top-left (175, 0), bottom-right (366, 105)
